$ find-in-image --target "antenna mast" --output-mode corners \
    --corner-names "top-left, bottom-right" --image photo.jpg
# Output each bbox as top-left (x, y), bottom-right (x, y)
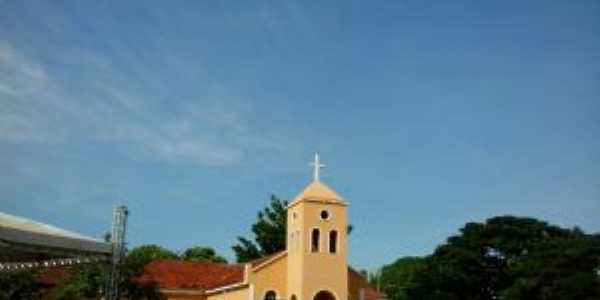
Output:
top-left (107, 205), bottom-right (128, 300)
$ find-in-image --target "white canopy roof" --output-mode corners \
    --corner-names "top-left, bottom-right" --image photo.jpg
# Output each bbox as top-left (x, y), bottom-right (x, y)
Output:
top-left (0, 212), bottom-right (101, 242)
top-left (0, 211), bottom-right (111, 259)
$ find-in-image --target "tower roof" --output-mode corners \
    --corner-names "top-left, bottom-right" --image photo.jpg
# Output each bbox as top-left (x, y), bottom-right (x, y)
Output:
top-left (288, 180), bottom-right (347, 208)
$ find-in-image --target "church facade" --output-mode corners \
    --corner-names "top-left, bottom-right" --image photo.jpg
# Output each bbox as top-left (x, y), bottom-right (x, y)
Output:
top-left (137, 160), bottom-right (381, 300)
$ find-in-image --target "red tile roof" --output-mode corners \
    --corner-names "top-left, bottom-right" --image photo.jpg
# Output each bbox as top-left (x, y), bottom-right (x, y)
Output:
top-left (348, 267), bottom-right (385, 300)
top-left (35, 266), bottom-right (68, 286)
top-left (134, 260), bottom-right (245, 290)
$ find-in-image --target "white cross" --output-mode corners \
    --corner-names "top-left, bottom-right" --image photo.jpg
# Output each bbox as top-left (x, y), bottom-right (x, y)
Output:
top-left (309, 153), bottom-right (326, 181)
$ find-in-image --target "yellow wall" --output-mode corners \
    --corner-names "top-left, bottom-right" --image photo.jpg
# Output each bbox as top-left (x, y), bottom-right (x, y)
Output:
top-left (300, 202), bottom-right (348, 300)
top-left (206, 287), bottom-right (249, 300)
top-left (250, 256), bottom-right (288, 300)
top-left (287, 202), bottom-right (304, 300)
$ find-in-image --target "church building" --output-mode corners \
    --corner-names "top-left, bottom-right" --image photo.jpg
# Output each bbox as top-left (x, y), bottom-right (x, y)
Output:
top-left (137, 155), bottom-right (382, 300)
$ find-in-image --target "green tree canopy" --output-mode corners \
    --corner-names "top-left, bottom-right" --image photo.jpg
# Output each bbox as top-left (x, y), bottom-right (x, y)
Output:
top-left (0, 270), bottom-right (40, 300)
top-left (403, 216), bottom-right (600, 300)
top-left (375, 257), bottom-right (426, 300)
top-left (47, 263), bottom-right (108, 300)
top-left (181, 246), bottom-right (227, 263)
top-left (233, 195), bottom-right (288, 262)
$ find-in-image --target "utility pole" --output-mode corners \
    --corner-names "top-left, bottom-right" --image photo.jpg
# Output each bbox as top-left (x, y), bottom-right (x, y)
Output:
top-left (107, 205), bottom-right (128, 300)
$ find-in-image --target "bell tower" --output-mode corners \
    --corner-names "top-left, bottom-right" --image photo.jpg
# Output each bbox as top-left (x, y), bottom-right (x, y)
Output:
top-left (287, 154), bottom-right (348, 300)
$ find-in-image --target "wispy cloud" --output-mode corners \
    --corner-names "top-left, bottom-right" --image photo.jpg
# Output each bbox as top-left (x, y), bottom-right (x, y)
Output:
top-left (0, 43), bottom-right (47, 97)
top-left (0, 42), bottom-right (289, 166)
top-left (0, 43), bottom-right (54, 142)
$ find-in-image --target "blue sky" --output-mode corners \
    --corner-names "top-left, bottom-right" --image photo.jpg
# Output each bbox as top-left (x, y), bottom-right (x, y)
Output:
top-left (1, 1), bottom-right (599, 270)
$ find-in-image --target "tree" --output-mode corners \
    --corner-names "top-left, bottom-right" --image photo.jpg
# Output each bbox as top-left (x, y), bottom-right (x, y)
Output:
top-left (403, 216), bottom-right (600, 300)
top-left (181, 246), bottom-right (227, 263)
top-left (47, 263), bottom-right (108, 300)
top-left (233, 195), bottom-right (288, 262)
top-left (0, 270), bottom-right (40, 300)
top-left (377, 257), bottom-right (426, 300)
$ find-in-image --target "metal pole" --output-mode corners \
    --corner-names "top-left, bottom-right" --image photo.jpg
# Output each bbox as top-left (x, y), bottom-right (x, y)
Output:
top-left (107, 205), bottom-right (128, 300)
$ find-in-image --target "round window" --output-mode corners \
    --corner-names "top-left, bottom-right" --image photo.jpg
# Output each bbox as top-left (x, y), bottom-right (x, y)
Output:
top-left (320, 210), bottom-right (330, 220)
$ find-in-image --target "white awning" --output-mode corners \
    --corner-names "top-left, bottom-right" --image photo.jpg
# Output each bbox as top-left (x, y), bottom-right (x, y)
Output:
top-left (0, 212), bottom-right (111, 259)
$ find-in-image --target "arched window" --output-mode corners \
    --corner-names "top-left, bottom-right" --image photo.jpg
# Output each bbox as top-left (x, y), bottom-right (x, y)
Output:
top-left (314, 290), bottom-right (336, 300)
top-left (264, 290), bottom-right (277, 300)
top-left (329, 230), bottom-right (338, 253)
top-left (311, 228), bottom-right (320, 252)
top-left (290, 295), bottom-right (297, 300)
